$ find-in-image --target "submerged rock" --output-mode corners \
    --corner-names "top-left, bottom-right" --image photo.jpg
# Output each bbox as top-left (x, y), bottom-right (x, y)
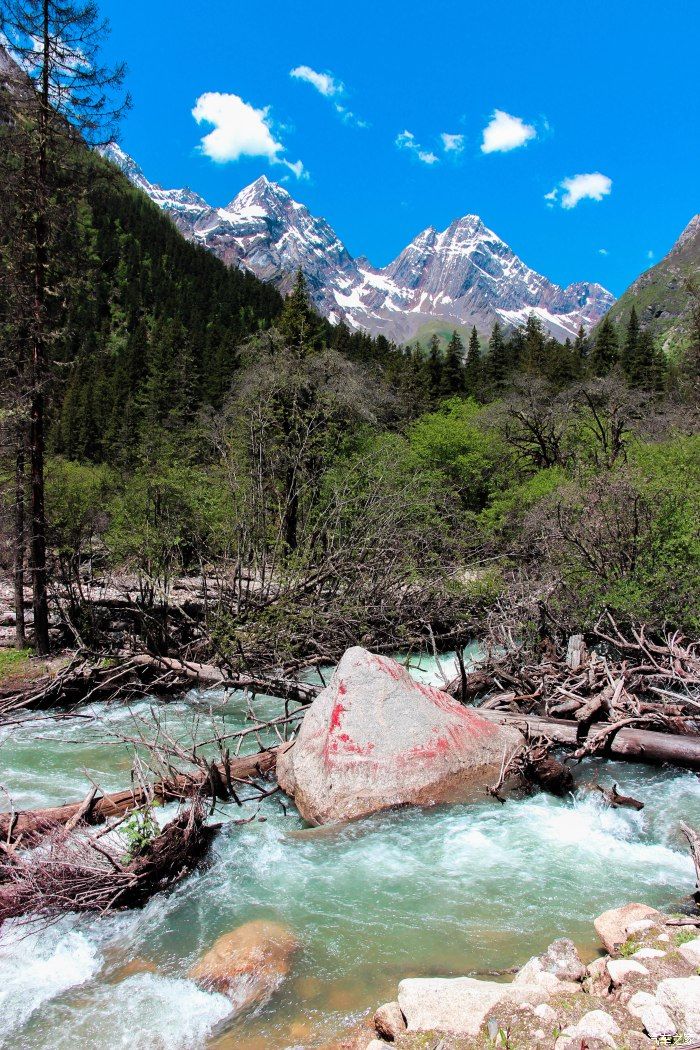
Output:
top-left (276, 646), bottom-right (524, 825)
top-left (594, 904), bottom-right (662, 955)
top-left (188, 920), bottom-right (298, 1013)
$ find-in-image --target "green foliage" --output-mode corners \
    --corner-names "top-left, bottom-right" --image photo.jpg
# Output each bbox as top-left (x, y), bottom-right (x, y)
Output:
top-left (479, 467), bottom-right (566, 539)
top-left (121, 808), bottom-right (159, 863)
top-left (46, 458), bottom-right (115, 564)
top-left (407, 398), bottom-right (512, 511)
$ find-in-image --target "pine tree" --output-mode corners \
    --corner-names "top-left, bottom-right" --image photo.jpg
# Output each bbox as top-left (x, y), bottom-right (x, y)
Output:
top-left (279, 269), bottom-right (319, 355)
top-left (0, 0), bottom-right (128, 651)
top-left (440, 330), bottom-right (465, 396)
top-left (487, 321), bottom-right (509, 394)
top-left (427, 334), bottom-right (443, 398)
top-left (591, 316), bottom-right (619, 376)
top-left (464, 326), bottom-right (482, 397)
top-left (629, 329), bottom-right (666, 391)
top-left (521, 314), bottom-right (546, 374)
top-left (622, 306), bottom-right (641, 379)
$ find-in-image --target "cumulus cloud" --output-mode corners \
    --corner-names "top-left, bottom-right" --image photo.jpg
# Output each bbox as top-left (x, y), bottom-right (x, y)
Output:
top-left (481, 109), bottom-right (536, 153)
top-left (290, 64), bottom-right (367, 127)
top-left (192, 91), bottom-right (305, 177)
top-left (546, 172), bottom-right (612, 209)
top-left (441, 132), bottom-right (465, 153)
top-left (396, 129), bottom-right (439, 165)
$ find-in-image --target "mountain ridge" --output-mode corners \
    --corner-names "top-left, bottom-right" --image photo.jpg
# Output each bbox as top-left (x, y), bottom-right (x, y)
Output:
top-left (102, 143), bottom-right (615, 343)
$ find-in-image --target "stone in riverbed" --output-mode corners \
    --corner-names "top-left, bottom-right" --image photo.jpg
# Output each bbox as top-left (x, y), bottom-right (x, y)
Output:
top-left (373, 1001), bottom-right (406, 1041)
top-left (276, 646), bottom-right (524, 825)
top-left (594, 904), bottom-right (662, 955)
top-left (188, 920), bottom-right (298, 1013)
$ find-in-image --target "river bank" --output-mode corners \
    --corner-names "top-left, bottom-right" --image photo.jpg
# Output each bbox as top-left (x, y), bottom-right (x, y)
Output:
top-left (0, 653), bottom-right (698, 1048)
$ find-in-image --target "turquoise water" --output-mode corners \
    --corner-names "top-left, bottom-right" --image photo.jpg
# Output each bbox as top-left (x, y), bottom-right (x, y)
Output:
top-left (0, 650), bottom-right (698, 1049)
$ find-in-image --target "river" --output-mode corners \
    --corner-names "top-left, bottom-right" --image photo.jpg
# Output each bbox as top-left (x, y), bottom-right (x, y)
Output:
top-left (1, 650), bottom-right (698, 1048)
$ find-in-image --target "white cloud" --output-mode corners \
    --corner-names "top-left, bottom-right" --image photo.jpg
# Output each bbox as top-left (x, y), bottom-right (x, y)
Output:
top-left (481, 109), bottom-right (536, 153)
top-left (545, 172), bottom-right (612, 209)
top-left (441, 132), bottom-right (464, 153)
top-left (599, 248), bottom-right (609, 256)
top-left (290, 65), bottom-right (343, 98)
top-left (396, 129), bottom-right (439, 165)
top-left (646, 249), bottom-right (654, 260)
top-left (192, 91), bottom-right (305, 177)
top-left (289, 64), bottom-right (367, 128)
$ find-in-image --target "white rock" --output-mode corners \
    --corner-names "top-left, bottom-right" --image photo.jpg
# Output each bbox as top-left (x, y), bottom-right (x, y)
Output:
top-left (534, 1029), bottom-right (546, 1040)
top-left (678, 937), bottom-right (700, 968)
top-left (276, 646), bottom-right (523, 825)
top-left (631, 948), bottom-right (666, 959)
top-left (514, 957), bottom-right (579, 995)
top-left (656, 933), bottom-right (670, 942)
top-left (626, 991), bottom-right (657, 1018)
top-left (559, 1010), bottom-right (621, 1049)
top-left (639, 1004), bottom-right (677, 1040)
top-left (606, 959), bottom-right (649, 985)
top-left (656, 976), bottom-right (700, 1039)
top-left (533, 1003), bottom-right (557, 1023)
top-left (397, 977), bottom-right (558, 1037)
top-left (626, 919), bottom-right (656, 937)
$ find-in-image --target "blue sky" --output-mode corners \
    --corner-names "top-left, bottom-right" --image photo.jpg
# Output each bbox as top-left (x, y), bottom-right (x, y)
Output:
top-left (100, 0), bottom-right (698, 296)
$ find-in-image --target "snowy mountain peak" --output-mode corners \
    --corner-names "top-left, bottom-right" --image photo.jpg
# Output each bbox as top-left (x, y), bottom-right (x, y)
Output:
top-left (104, 145), bottom-right (615, 342)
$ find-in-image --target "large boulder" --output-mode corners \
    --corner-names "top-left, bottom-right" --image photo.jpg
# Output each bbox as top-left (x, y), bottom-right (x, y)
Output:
top-left (593, 904), bottom-right (662, 955)
top-left (277, 646), bottom-right (524, 825)
top-left (656, 976), bottom-right (700, 1039)
top-left (188, 920), bottom-right (298, 1013)
top-left (397, 976), bottom-right (559, 1037)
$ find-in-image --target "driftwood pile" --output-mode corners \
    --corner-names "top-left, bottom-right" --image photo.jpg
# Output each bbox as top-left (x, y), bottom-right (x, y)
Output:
top-left (0, 800), bottom-right (213, 924)
top-left (443, 618), bottom-right (700, 771)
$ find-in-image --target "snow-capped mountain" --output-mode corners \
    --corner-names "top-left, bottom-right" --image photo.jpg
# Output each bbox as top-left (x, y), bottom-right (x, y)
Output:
top-left (102, 144), bottom-right (614, 342)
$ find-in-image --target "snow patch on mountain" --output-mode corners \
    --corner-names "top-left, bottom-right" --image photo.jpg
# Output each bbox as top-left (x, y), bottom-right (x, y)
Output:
top-left (101, 144), bottom-right (615, 341)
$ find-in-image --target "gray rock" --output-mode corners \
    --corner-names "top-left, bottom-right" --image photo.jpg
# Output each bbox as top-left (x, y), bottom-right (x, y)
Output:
top-left (397, 976), bottom-right (559, 1037)
top-left (606, 959), bottom-right (649, 986)
top-left (556, 1010), bottom-right (621, 1050)
top-left (656, 976), bottom-right (700, 1039)
top-left (540, 938), bottom-right (587, 982)
top-left (277, 646), bottom-right (523, 825)
top-left (678, 936), bottom-right (700, 968)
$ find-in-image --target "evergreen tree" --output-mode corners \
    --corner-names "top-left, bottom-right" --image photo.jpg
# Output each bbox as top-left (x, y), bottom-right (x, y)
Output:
top-left (622, 306), bottom-right (641, 379)
top-left (440, 330), bottom-right (465, 396)
top-left (521, 314), bottom-right (546, 374)
top-left (464, 326), bottom-right (482, 397)
top-left (487, 321), bottom-right (509, 394)
top-left (279, 269), bottom-right (319, 354)
top-left (427, 334), bottom-right (443, 398)
top-left (629, 329), bottom-right (666, 391)
top-left (0, 0), bottom-right (128, 652)
top-left (591, 316), bottom-right (619, 376)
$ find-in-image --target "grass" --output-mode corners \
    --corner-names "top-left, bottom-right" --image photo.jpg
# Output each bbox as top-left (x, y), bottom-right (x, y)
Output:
top-left (674, 928), bottom-right (698, 947)
top-left (0, 647), bottom-right (32, 682)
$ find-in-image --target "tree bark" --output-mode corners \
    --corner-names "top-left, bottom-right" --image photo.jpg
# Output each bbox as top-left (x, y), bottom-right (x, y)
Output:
top-left (0, 746), bottom-right (284, 846)
top-left (13, 438), bottom-right (26, 649)
top-left (27, 0), bottom-right (51, 655)
top-left (478, 710), bottom-right (700, 771)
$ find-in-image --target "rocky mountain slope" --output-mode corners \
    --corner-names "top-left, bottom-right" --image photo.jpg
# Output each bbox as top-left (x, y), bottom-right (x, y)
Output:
top-left (605, 214), bottom-right (700, 346)
top-left (102, 144), bottom-right (614, 343)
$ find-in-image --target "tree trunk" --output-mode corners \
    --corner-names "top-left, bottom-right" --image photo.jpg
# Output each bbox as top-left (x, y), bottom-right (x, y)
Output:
top-left (27, 0), bottom-right (51, 655)
top-left (13, 438), bottom-right (26, 649)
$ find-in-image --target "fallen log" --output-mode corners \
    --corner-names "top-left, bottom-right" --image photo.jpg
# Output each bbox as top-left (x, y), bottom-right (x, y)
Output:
top-left (130, 654), bottom-right (318, 705)
top-left (0, 800), bottom-right (214, 924)
top-left (680, 821), bottom-right (700, 900)
top-left (478, 711), bottom-right (700, 771)
top-left (0, 746), bottom-right (283, 847)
